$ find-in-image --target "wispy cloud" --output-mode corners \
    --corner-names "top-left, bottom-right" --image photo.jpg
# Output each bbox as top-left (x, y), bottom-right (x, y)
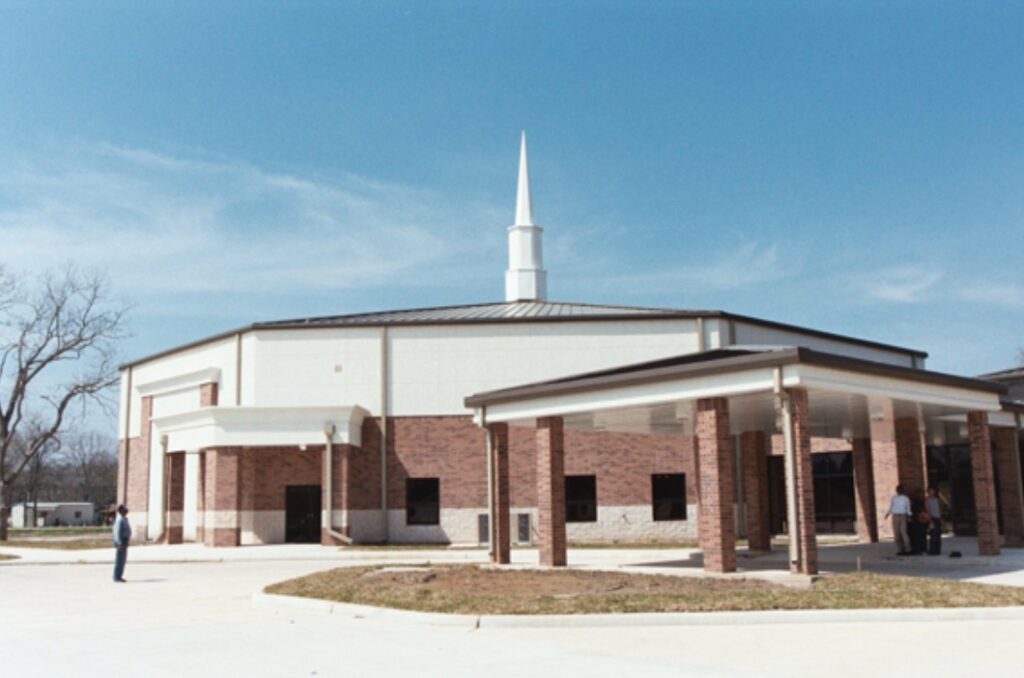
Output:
top-left (959, 282), bottom-right (1024, 309)
top-left (602, 242), bottom-right (791, 292)
top-left (0, 142), bottom-right (506, 303)
top-left (861, 265), bottom-right (943, 303)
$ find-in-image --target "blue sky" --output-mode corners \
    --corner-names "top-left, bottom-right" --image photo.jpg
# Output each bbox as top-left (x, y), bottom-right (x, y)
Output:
top-left (1, 1), bottom-right (1022, 409)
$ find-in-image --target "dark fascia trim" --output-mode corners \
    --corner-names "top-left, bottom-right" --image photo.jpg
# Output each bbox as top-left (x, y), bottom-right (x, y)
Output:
top-left (1001, 400), bottom-right (1024, 415)
top-left (464, 346), bottom-right (1004, 409)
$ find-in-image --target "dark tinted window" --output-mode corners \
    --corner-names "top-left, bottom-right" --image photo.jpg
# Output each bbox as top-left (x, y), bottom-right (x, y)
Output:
top-left (406, 478), bottom-right (440, 525)
top-left (652, 473), bottom-right (687, 521)
top-left (565, 475), bottom-right (597, 523)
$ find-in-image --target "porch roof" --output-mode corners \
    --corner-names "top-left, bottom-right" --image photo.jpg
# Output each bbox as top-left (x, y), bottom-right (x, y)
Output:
top-left (465, 347), bottom-right (1007, 436)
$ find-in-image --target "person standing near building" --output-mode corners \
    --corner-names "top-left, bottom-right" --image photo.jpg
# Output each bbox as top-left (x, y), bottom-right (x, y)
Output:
top-left (884, 485), bottom-right (912, 555)
top-left (926, 486), bottom-right (943, 555)
top-left (112, 504), bottom-right (131, 583)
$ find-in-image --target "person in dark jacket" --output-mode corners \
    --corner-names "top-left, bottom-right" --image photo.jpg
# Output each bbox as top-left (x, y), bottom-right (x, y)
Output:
top-left (926, 486), bottom-right (943, 555)
top-left (112, 504), bottom-right (132, 583)
top-left (908, 492), bottom-right (929, 555)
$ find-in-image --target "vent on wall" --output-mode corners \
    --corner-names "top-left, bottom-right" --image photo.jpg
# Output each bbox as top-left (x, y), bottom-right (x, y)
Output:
top-left (517, 513), bottom-right (531, 544)
top-left (478, 514), bottom-right (489, 545)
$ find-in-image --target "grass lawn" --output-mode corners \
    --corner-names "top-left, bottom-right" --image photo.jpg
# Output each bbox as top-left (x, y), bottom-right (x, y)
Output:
top-left (265, 564), bottom-right (1024, 615)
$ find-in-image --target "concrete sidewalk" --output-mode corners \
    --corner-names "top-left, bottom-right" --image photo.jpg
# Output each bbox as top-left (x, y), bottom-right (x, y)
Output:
top-left (4, 558), bottom-right (1024, 678)
top-left (4, 536), bottom-right (1022, 586)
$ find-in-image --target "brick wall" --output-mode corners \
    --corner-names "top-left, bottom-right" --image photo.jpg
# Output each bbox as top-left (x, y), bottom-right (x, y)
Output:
top-left (967, 412), bottom-right (1000, 556)
top-left (789, 388), bottom-right (818, 575)
top-left (992, 426), bottom-right (1024, 546)
top-left (696, 397), bottom-right (735, 573)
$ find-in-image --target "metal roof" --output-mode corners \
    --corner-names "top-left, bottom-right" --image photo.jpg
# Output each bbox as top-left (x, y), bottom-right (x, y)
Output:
top-left (254, 300), bottom-right (707, 328)
top-left (119, 299), bottom-right (928, 369)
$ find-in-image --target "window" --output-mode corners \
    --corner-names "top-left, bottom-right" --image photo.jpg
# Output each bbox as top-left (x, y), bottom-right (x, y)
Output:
top-left (74, 511), bottom-right (82, 519)
top-left (565, 475), bottom-right (597, 522)
top-left (517, 513), bottom-right (531, 543)
top-left (652, 473), bottom-right (687, 521)
top-left (406, 478), bottom-right (440, 525)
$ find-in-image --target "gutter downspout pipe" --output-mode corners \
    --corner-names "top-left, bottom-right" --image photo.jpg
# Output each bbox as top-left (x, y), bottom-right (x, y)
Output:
top-left (380, 327), bottom-right (389, 543)
top-left (774, 367), bottom-right (801, 572)
top-left (482, 407), bottom-right (495, 561)
top-left (324, 423), bottom-right (353, 545)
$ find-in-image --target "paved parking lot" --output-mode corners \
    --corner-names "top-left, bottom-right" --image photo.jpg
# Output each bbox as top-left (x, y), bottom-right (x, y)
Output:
top-left (3, 542), bottom-right (1024, 677)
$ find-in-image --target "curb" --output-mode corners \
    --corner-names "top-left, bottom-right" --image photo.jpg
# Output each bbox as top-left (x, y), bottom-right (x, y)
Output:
top-left (251, 592), bottom-right (1024, 628)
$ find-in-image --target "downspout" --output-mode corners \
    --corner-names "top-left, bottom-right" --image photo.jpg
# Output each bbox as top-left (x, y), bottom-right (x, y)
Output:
top-left (234, 332), bottom-right (242, 406)
top-left (379, 326), bottom-right (389, 543)
top-left (323, 423), bottom-right (353, 545)
top-left (158, 433), bottom-right (169, 542)
top-left (1014, 413), bottom-right (1024, 540)
top-left (121, 367), bottom-right (133, 503)
top-left (774, 367), bottom-right (801, 572)
top-left (482, 407), bottom-right (495, 559)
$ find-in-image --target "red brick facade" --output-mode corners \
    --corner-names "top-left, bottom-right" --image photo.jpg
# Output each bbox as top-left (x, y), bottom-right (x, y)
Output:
top-left (991, 426), bottom-right (1024, 547)
top-left (536, 417), bottom-right (567, 567)
top-left (696, 397), bottom-right (735, 573)
top-left (204, 448), bottom-right (241, 547)
top-left (789, 388), bottom-right (818, 575)
top-left (968, 412), bottom-right (1001, 556)
top-left (165, 453), bottom-right (186, 544)
top-left (869, 403), bottom-right (926, 539)
top-left (851, 437), bottom-right (877, 543)
top-left (740, 430), bottom-right (770, 552)
top-left (491, 423), bottom-right (511, 564)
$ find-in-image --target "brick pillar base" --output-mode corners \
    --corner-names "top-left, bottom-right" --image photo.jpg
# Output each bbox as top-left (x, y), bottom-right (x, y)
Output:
top-left (697, 398), bottom-right (736, 573)
top-left (491, 423), bottom-right (511, 565)
top-left (969, 413), bottom-right (1000, 556)
top-left (851, 438), bottom-right (877, 543)
top-left (869, 402), bottom-right (926, 540)
top-left (740, 430), bottom-right (770, 552)
top-left (536, 417), bottom-right (566, 567)
top-left (165, 453), bottom-right (186, 544)
top-left (992, 427), bottom-right (1024, 547)
top-left (789, 389), bottom-right (818, 575)
top-left (203, 448), bottom-right (240, 547)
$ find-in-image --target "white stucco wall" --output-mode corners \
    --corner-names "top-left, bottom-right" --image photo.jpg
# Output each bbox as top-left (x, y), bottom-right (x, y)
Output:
top-left (732, 321), bottom-right (918, 367)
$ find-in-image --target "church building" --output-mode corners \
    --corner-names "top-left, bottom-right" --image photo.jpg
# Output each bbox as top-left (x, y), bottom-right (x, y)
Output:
top-left (117, 135), bottom-right (1024, 575)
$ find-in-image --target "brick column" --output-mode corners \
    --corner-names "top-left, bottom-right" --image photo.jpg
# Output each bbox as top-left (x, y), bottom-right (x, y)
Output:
top-left (200, 382), bottom-right (219, 407)
top-left (536, 417), bottom-right (566, 567)
top-left (788, 388), bottom-right (818, 575)
top-left (991, 427), bottom-right (1024, 547)
top-left (968, 412), bottom-right (1000, 555)
top-left (740, 430), bottom-right (770, 552)
top-left (696, 398), bottom-right (736, 573)
top-left (869, 401), bottom-right (926, 539)
top-left (490, 423), bottom-right (511, 564)
top-left (196, 452), bottom-right (206, 543)
top-left (165, 453), bottom-right (186, 544)
top-left (851, 437), bottom-right (877, 543)
top-left (203, 448), bottom-right (240, 547)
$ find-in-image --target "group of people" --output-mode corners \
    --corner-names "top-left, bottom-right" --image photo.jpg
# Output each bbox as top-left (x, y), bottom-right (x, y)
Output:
top-left (884, 484), bottom-right (944, 556)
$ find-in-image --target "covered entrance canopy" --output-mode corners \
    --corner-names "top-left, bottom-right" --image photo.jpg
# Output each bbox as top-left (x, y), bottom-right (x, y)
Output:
top-left (466, 347), bottom-right (1022, 575)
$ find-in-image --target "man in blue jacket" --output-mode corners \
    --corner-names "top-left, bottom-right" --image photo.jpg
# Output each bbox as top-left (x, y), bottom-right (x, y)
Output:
top-left (112, 504), bottom-right (132, 583)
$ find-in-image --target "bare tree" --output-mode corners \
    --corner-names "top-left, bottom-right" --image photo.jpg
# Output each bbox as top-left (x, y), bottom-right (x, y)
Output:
top-left (62, 431), bottom-right (118, 505)
top-left (0, 266), bottom-right (127, 539)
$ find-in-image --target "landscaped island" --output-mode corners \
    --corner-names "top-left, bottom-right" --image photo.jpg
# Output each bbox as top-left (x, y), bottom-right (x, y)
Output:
top-left (265, 565), bottom-right (1024, 615)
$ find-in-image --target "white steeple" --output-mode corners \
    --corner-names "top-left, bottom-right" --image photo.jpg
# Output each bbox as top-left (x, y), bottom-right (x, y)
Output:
top-left (505, 132), bottom-right (547, 302)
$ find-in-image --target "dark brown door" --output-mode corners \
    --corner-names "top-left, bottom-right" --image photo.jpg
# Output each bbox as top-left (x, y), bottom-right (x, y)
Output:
top-left (285, 485), bottom-right (321, 543)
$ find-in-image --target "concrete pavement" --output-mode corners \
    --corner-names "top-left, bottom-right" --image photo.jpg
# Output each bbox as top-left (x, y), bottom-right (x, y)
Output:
top-left (3, 557), bottom-right (1024, 677)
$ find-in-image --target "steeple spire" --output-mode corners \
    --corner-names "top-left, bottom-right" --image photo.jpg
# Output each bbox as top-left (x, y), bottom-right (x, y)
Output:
top-left (505, 131), bottom-right (547, 302)
top-left (515, 131), bottom-right (534, 226)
